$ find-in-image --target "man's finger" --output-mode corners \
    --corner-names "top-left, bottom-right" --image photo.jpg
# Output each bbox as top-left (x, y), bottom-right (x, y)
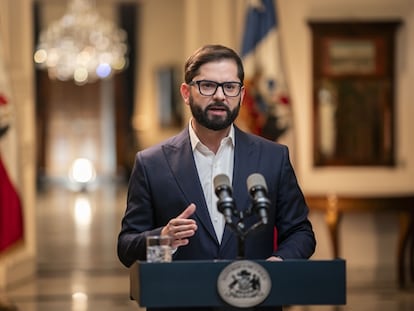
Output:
top-left (177, 203), bottom-right (196, 219)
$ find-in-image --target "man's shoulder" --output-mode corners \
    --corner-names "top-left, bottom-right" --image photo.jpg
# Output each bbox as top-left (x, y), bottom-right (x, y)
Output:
top-left (235, 126), bottom-right (287, 151)
top-left (139, 128), bottom-right (189, 155)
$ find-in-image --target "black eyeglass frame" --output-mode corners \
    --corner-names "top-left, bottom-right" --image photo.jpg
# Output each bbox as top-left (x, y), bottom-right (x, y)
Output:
top-left (188, 80), bottom-right (243, 97)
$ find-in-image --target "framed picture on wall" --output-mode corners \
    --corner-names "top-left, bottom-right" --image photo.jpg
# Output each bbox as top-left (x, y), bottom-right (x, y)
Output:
top-left (321, 37), bottom-right (385, 76)
top-left (156, 66), bottom-right (183, 128)
top-left (308, 21), bottom-right (401, 166)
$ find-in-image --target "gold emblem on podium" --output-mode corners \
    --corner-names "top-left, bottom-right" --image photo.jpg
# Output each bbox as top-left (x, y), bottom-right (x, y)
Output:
top-left (217, 260), bottom-right (271, 308)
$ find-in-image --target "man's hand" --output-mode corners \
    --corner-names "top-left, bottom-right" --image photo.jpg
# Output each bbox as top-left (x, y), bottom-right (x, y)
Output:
top-left (161, 204), bottom-right (198, 249)
top-left (267, 256), bottom-right (283, 261)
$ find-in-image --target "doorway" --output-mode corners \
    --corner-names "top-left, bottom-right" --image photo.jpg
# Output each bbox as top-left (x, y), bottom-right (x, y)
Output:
top-left (33, 1), bottom-right (138, 185)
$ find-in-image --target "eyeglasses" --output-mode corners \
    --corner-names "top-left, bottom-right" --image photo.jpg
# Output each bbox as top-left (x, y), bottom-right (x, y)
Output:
top-left (189, 80), bottom-right (243, 97)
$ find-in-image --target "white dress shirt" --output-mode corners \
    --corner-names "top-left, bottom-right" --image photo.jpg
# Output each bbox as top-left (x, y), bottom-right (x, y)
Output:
top-left (189, 121), bottom-right (234, 243)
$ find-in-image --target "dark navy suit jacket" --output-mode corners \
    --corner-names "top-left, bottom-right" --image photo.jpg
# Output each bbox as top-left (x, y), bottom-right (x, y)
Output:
top-left (117, 126), bottom-right (316, 311)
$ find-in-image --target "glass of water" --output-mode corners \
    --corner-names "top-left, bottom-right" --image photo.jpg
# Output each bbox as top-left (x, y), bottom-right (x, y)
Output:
top-left (146, 235), bottom-right (172, 263)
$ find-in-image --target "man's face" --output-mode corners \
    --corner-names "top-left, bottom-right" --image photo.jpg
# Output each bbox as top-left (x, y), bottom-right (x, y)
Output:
top-left (181, 59), bottom-right (244, 131)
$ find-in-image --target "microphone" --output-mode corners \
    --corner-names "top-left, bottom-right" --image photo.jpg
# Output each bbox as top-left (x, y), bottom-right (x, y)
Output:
top-left (247, 173), bottom-right (270, 225)
top-left (214, 174), bottom-right (235, 224)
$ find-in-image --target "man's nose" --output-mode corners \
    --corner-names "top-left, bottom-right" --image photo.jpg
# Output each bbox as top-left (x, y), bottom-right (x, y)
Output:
top-left (213, 85), bottom-right (226, 99)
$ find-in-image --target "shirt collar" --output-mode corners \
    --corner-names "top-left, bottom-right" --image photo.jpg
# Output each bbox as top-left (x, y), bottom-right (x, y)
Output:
top-left (188, 119), bottom-right (235, 152)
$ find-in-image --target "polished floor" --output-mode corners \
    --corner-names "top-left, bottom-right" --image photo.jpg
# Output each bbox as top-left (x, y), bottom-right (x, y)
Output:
top-left (2, 180), bottom-right (414, 311)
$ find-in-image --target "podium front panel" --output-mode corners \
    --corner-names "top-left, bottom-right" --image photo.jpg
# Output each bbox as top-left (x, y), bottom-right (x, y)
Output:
top-left (130, 259), bottom-right (346, 308)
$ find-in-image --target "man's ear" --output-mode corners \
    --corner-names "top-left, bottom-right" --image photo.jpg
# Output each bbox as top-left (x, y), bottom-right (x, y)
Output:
top-left (240, 87), bottom-right (246, 106)
top-left (180, 83), bottom-right (190, 104)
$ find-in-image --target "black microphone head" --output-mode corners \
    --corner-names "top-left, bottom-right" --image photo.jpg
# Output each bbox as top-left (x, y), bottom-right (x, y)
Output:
top-left (247, 173), bottom-right (269, 225)
top-left (247, 173), bottom-right (268, 192)
top-left (214, 174), bottom-right (231, 190)
top-left (214, 174), bottom-right (234, 223)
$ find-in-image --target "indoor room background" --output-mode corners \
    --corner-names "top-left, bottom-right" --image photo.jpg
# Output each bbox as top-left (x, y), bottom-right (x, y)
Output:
top-left (1, 0), bottom-right (413, 295)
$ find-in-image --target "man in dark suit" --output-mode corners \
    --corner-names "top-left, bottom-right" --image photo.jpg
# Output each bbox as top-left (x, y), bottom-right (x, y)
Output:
top-left (117, 44), bottom-right (316, 311)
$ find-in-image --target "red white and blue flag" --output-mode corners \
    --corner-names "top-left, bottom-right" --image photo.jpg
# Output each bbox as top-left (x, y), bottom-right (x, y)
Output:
top-left (239, 0), bottom-right (294, 153)
top-left (0, 30), bottom-right (24, 253)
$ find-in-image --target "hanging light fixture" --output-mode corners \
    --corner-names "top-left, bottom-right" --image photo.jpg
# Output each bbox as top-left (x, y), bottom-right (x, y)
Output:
top-left (34, 0), bottom-right (128, 85)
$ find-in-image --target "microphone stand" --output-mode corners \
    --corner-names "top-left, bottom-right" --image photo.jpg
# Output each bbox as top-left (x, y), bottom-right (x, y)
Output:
top-left (223, 207), bottom-right (267, 259)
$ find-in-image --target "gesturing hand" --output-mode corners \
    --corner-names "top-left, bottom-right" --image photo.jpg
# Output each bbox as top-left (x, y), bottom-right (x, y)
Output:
top-left (161, 204), bottom-right (198, 249)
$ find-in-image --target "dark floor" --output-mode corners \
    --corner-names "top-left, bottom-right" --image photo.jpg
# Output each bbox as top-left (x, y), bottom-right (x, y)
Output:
top-left (2, 181), bottom-right (413, 311)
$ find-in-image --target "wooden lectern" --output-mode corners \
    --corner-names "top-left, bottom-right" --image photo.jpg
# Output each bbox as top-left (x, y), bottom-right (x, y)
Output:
top-left (130, 259), bottom-right (346, 309)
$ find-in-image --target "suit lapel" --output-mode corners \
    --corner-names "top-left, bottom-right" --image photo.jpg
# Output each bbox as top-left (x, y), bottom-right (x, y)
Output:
top-left (162, 129), bottom-right (218, 243)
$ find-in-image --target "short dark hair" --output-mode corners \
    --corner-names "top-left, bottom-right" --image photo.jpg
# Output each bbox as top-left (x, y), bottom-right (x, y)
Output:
top-left (183, 44), bottom-right (244, 84)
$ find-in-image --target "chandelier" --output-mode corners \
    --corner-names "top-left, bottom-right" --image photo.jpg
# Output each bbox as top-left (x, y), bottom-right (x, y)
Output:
top-left (34, 0), bottom-right (128, 85)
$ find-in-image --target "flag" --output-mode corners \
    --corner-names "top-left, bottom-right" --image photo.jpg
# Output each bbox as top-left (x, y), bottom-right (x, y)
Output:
top-left (239, 0), bottom-right (295, 251)
top-left (0, 154), bottom-right (24, 252)
top-left (0, 28), bottom-right (24, 253)
top-left (239, 0), bottom-right (294, 154)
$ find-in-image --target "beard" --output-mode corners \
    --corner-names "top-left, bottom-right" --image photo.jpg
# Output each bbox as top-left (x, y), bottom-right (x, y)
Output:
top-left (189, 95), bottom-right (240, 131)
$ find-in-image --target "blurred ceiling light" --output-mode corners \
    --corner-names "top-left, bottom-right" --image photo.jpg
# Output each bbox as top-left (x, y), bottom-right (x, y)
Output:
top-left (34, 0), bottom-right (128, 85)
